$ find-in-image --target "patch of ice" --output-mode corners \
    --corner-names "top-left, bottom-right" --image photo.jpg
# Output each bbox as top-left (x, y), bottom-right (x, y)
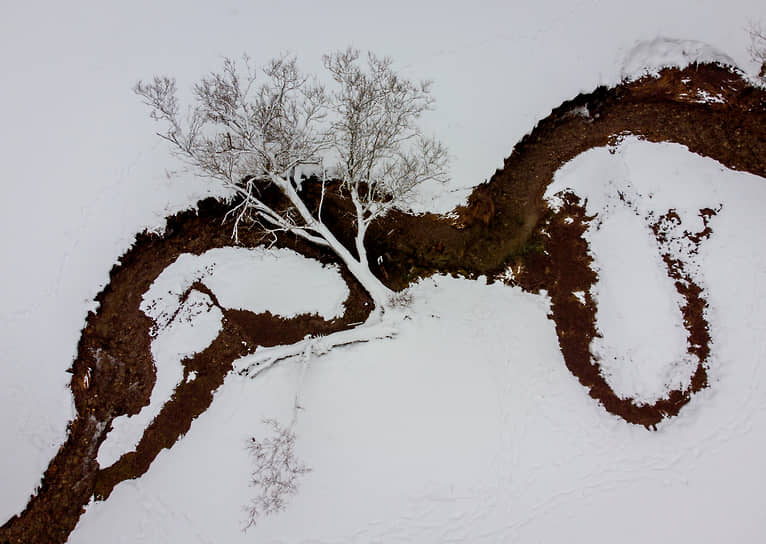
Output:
top-left (569, 105), bottom-right (591, 118)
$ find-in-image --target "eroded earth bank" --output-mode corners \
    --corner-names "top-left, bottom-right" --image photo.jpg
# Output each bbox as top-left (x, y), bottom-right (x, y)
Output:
top-left (2, 63), bottom-right (765, 544)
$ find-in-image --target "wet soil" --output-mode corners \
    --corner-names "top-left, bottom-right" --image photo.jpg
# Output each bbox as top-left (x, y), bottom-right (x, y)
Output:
top-left (2, 63), bottom-right (765, 543)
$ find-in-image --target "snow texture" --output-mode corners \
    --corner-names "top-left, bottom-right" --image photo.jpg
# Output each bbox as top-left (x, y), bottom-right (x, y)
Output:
top-left (97, 247), bottom-right (349, 468)
top-left (620, 37), bottom-right (739, 81)
top-left (2, 0), bottom-right (766, 539)
top-left (72, 225), bottom-right (766, 542)
top-left (143, 247), bottom-right (348, 323)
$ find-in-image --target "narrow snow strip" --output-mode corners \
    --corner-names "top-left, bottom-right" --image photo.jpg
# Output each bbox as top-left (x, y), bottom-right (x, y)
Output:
top-left (588, 204), bottom-right (695, 403)
top-left (97, 291), bottom-right (223, 467)
top-left (97, 247), bottom-right (349, 468)
top-left (143, 247), bottom-right (349, 324)
top-left (620, 37), bottom-right (739, 82)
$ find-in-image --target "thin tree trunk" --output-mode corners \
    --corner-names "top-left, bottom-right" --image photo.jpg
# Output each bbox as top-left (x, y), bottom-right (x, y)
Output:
top-left (272, 173), bottom-right (394, 309)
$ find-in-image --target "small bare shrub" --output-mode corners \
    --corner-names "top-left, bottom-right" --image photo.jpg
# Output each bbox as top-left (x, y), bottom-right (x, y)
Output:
top-left (244, 419), bottom-right (311, 529)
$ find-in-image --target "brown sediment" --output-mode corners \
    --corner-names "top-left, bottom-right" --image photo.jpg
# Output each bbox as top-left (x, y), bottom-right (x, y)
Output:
top-left (650, 208), bottom-right (719, 387)
top-left (1, 200), bottom-right (372, 543)
top-left (2, 63), bottom-right (765, 543)
top-left (368, 64), bottom-right (766, 285)
top-left (92, 274), bottom-right (371, 501)
top-left (510, 194), bottom-right (718, 428)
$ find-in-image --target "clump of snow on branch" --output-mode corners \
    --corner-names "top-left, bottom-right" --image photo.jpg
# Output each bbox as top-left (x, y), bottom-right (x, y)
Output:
top-left (244, 419), bottom-right (311, 529)
top-left (620, 37), bottom-right (739, 82)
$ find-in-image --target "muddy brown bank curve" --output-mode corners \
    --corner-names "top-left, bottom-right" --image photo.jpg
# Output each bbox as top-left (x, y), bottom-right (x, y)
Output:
top-left (2, 63), bottom-right (765, 544)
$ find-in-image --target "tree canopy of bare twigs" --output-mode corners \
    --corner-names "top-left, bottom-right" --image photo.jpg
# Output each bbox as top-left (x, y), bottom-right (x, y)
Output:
top-left (323, 49), bottom-right (448, 254)
top-left (136, 49), bottom-right (444, 527)
top-left (135, 48), bottom-right (448, 309)
top-left (748, 21), bottom-right (766, 78)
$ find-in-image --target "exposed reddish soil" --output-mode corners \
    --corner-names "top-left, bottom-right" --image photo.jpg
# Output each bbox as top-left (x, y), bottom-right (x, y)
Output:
top-left (510, 195), bottom-right (717, 428)
top-left (367, 64), bottom-right (766, 284)
top-left (2, 63), bottom-right (765, 544)
top-left (1, 200), bottom-right (372, 544)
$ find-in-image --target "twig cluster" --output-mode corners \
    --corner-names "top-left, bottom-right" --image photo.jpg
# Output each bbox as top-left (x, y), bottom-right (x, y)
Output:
top-left (135, 48), bottom-right (447, 309)
top-left (244, 419), bottom-right (311, 529)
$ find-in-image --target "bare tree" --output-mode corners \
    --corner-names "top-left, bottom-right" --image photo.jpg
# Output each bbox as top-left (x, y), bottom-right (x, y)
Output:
top-left (748, 21), bottom-right (766, 78)
top-left (135, 49), bottom-right (446, 372)
top-left (323, 49), bottom-right (449, 274)
top-left (244, 419), bottom-right (311, 529)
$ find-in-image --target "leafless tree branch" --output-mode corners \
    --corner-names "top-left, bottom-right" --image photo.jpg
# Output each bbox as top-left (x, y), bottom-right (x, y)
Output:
top-left (136, 49), bottom-right (447, 310)
top-left (137, 49), bottom-right (441, 526)
top-left (244, 419), bottom-right (311, 529)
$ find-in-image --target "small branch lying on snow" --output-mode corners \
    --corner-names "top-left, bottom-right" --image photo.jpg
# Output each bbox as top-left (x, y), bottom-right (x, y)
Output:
top-left (244, 418), bottom-right (310, 529)
top-left (239, 304), bottom-right (409, 529)
top-left (235, 313), bottom-right (399, 377)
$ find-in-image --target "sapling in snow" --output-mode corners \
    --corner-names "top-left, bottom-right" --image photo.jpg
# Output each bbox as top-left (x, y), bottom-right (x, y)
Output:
top-left (244, 419), bottom-right (311, 529)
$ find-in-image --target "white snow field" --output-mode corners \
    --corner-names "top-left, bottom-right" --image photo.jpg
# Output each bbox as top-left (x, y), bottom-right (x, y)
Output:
top-left (1, 0), bottom-right (766, 541)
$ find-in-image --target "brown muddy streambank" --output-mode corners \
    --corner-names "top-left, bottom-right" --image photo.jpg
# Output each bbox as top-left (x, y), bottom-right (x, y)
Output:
top-left (2, 63), bottom-right (765, 544)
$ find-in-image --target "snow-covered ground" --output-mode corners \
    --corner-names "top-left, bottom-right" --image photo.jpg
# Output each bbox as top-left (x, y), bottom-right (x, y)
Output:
top-left (72, 234), bottom-right (766, 543)
top-left (2, 0), bottom-right (766, 541)
top-left (97, 247), bottom-right (349, 469)
top-left (546, 138), bottom-right (732, 405)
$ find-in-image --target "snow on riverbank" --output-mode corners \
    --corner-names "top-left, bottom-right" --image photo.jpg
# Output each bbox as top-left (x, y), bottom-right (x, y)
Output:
top-left (2, 0), bottom-right (765, 534)
top-left (72, 213), bottom-right (766, 542)
top-left (73, 144), bottom-right (766, 544)
top-left (620, 37), bottom-right (739, 81)
top-left (546, 137), bottom-right (740, 405)
top-left (97, 247), bottom-right (349, 468)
